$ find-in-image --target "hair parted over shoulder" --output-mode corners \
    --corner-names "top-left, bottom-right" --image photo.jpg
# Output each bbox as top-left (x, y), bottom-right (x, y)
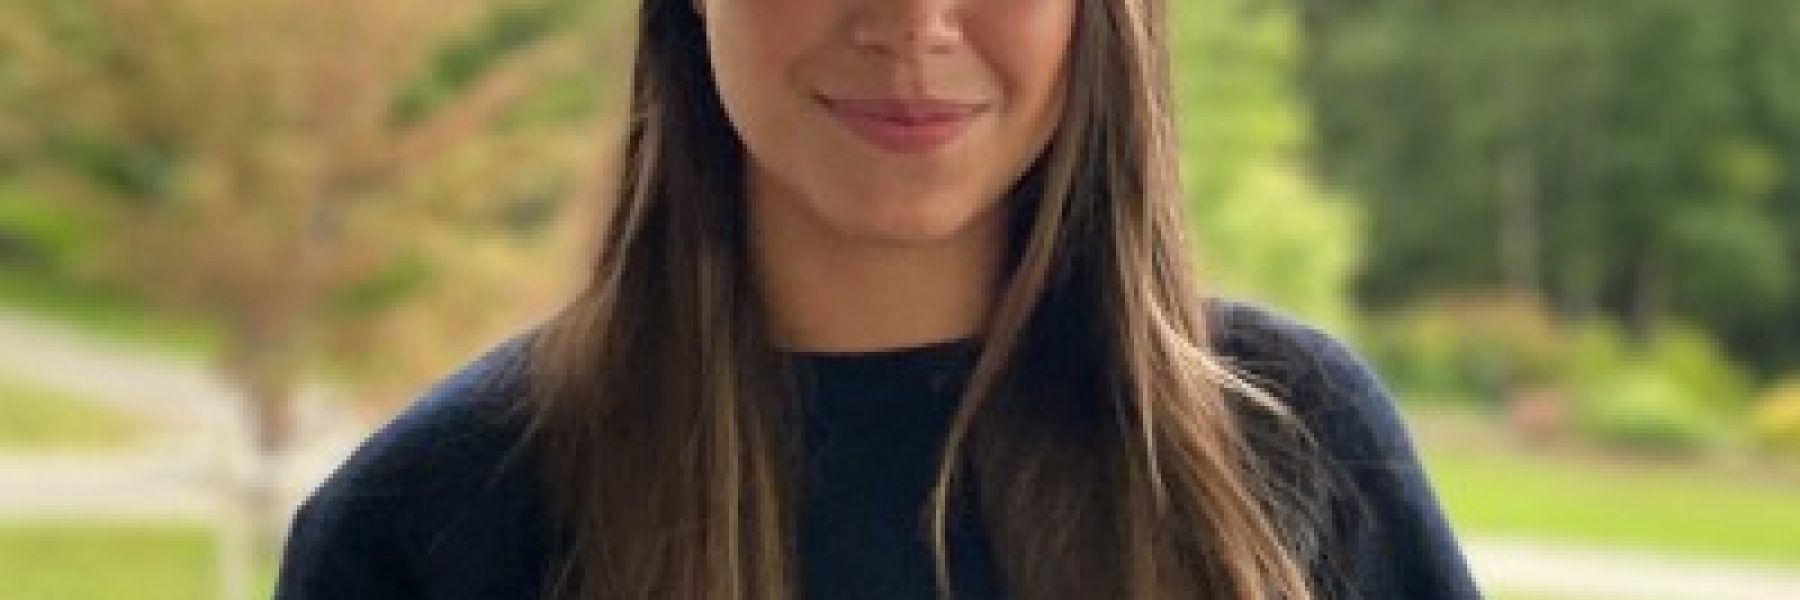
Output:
top-left (522, 0), bottom-right (1337, 598)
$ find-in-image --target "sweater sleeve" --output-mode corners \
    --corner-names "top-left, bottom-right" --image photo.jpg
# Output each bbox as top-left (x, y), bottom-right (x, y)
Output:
top-left (1212, 301), bottom-right (1483, 599)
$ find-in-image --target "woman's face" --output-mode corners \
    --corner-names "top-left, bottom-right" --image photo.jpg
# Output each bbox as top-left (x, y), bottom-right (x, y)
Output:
top-left (701, 0), bottom-right (1077, 246)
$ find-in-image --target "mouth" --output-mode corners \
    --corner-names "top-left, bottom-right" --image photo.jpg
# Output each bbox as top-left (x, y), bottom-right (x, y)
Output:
top-left (816, 95), bottom-right (990, 155)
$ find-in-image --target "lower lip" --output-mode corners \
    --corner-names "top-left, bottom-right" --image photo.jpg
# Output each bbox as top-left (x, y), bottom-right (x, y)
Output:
top-left (824, 103), bottom-right (983, 155)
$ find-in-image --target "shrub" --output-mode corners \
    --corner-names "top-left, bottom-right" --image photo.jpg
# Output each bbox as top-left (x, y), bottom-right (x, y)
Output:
top-left (1573, 367), bottom-right (1730, 456)
top-left (1753, 378), bottom-right (1800, 458)
top-left (1563, 319), bottom-right (1750, 456)
top-left (1363, 294), bottom-right (1755, 457)
top-left (1362, 293), bottom-right (1565, 406)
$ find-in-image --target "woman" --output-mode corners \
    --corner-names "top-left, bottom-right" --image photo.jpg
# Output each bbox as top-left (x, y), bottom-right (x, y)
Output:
top-left (276, 0), bottom-right (1480, 598)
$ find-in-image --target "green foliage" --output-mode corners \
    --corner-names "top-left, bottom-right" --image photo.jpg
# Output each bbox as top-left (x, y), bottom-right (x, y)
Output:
top-left (1363, 295), bottom-right (1567, 405)
top-left (1302, 0), bottom-right (1800, 376)
top-left (325, 252), bottom-right (436, 319)
top-left (1642, 323), bottom-right (1757, 410)
top-left (45, 132), bottom-right (180, 202)
top-left (1190, 167), bottom-right (1362, 331)
top-left (1753, 378), bottom-right (1800, 457)
top-left (392, 0), bottom-right (596, 127)
top-left (0, 268), bottom-right (220, 357)
top-left (1367, 294), bottom-right (1756, 455)
top-left (1565, 321), bottom-right (1749, 454)
top-left (0, 0), bottom-right (608, 421)
top-left (0, 183), bottom-right (99, 274)
top-left (1572, 368), bottom-right (1731, 456)
top-left (0, 184), bottom-right (218, 358)
top-left (1668, 203), bottom-right (1791, 315)
top-left (1173, 0), bottom-right (1361, 328)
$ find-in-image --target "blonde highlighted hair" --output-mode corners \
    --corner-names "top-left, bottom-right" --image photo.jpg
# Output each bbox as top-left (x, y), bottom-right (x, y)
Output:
top-left (524, 0), bottom-right (1333, 597)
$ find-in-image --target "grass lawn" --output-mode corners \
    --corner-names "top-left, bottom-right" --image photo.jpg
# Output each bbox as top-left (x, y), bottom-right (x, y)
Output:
top-left (1422, 444), bottom-right (1800, 568)
top-left (0, 521), bottom-right (271, 600)
top-left (0, 373), bottom-right (143, 450)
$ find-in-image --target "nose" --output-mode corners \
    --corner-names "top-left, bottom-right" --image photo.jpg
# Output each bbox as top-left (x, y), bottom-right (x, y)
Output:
top-left (849, 0), bottom-right (964, 56)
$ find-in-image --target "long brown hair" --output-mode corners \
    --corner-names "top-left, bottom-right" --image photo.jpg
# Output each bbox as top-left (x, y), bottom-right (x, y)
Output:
top-left (524, 0), bottom-right (1333, 598)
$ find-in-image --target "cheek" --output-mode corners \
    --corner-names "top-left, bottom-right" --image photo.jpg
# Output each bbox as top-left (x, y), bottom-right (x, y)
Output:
top-left (704, 0), bottom-right (833, 135)
top-left (967, 0), bottom-right (1077, 124)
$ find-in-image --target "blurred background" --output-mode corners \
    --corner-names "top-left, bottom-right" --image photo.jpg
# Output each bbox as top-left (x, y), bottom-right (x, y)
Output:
top-left (0, 0), bottom-right (1795, 599)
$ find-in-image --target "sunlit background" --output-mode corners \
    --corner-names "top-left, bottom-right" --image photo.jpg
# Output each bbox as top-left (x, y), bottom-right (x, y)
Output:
top-left (1, 1), bottom-right (1796, 599)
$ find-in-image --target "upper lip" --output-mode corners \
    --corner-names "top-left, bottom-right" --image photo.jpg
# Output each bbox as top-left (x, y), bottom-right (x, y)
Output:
top-left (818, 95), bottom-right (989, 124)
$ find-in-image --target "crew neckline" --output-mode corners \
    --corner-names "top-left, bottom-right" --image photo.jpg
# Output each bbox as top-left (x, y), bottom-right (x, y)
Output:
top-left (780, 336), bottom-right (982, 367)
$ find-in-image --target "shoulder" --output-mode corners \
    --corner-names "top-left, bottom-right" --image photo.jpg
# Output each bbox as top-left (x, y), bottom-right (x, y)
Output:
top-left (1206, 297), bottom-right (1390, 413)
top-left (277, 331), bottom-right (542, 594)
top-left (318, 330), bottom-right (536, 497)
top-left (1204, 297), bottom-right (1417, 467)
top-left (1206, 299), bottom-right (1483, 598)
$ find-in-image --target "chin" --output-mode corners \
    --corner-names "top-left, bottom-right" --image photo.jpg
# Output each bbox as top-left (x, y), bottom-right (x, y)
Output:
top-left (817, 190), bottom-right (999, 248)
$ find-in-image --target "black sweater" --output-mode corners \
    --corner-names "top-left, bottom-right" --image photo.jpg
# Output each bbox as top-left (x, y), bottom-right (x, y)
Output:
top-left (274, 302), bottom-right (1482, 599)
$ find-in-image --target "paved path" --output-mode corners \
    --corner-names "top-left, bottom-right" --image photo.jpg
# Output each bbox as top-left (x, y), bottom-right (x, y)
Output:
top-left (0, 311), bottom-right (346, 435)
top-left (1466, 537), bottom-right (1800, 599)
top-left (0, 310), bottom-right (360, 515)
top-left (2, 309), bottom-right (1798, 599)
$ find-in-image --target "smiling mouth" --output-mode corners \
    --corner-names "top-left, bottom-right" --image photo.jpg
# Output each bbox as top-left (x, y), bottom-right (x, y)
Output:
top-left (817, 95), bottom-right (990, 155)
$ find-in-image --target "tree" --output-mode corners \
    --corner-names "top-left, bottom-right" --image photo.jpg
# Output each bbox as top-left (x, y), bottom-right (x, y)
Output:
top-left (0, 1), bottom-right (615, 586)
top-left (1174, 0), bottom-right (1364, 331)
top-left (1298, 0), bottom-right (1800, 377)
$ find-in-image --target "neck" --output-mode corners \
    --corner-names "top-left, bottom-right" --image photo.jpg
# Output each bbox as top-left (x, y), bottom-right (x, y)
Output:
top-left (748, 182), bottom-right (1008, 354)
